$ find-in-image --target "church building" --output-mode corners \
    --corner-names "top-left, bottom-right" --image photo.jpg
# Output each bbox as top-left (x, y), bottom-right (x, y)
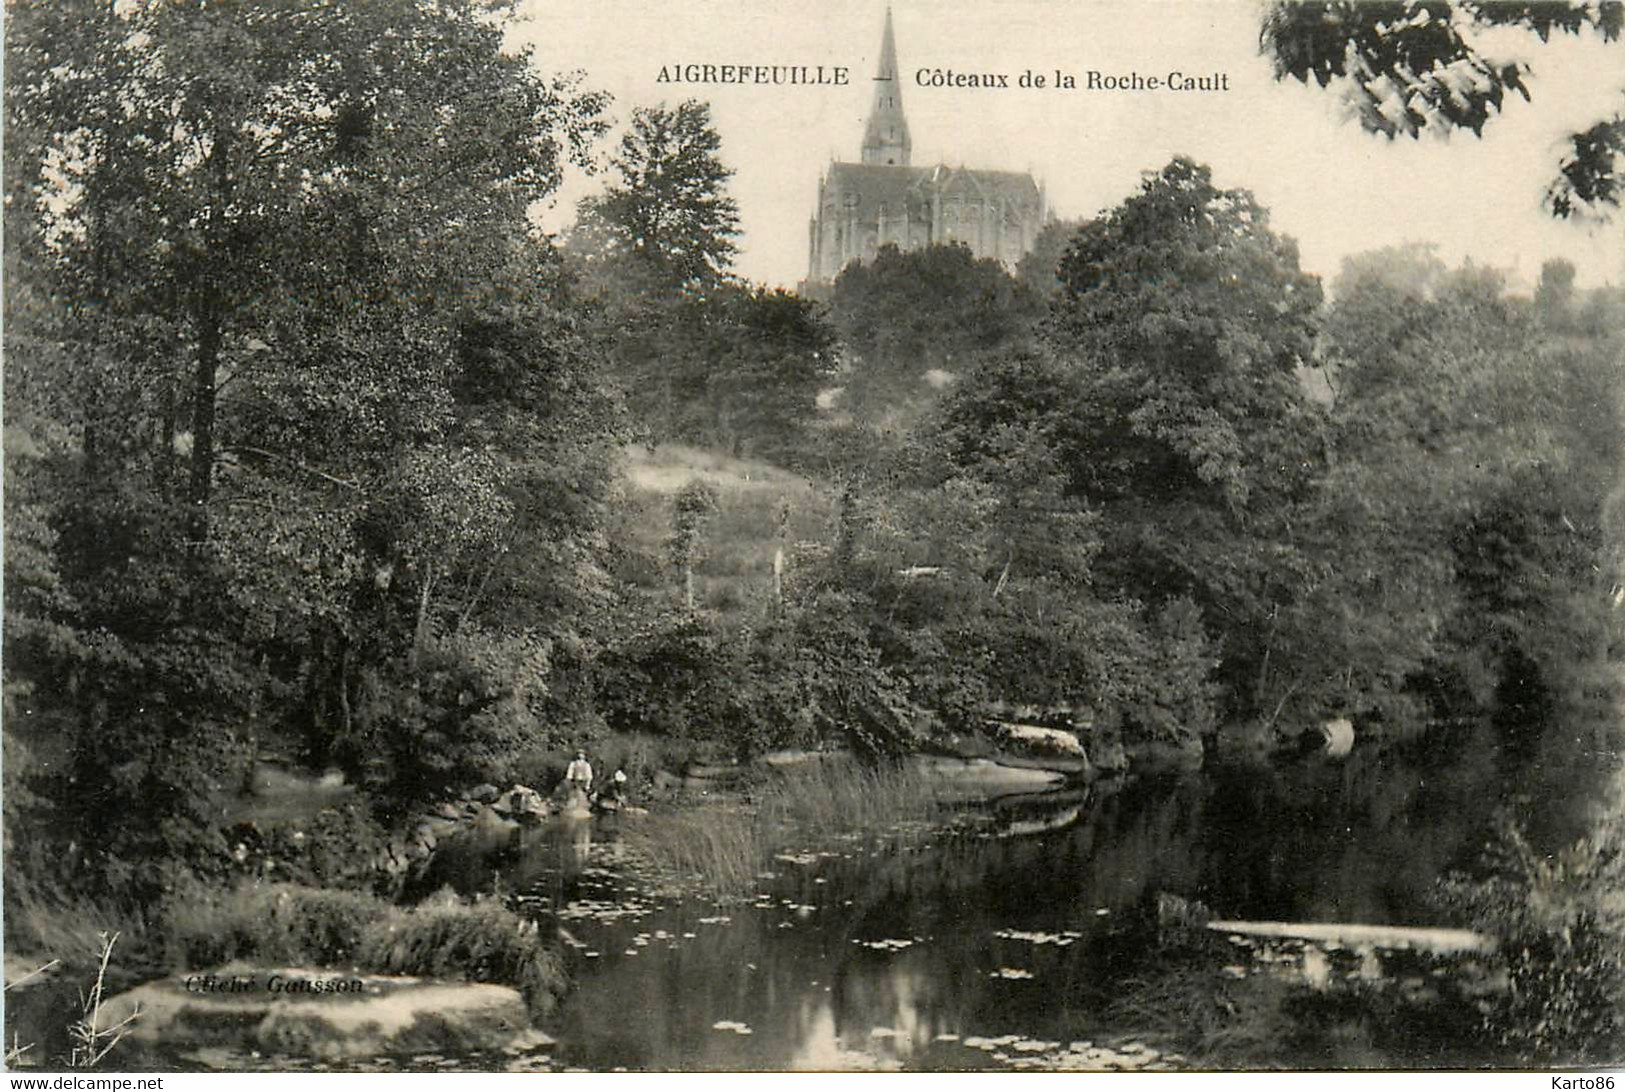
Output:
top-left (806, 10), bottom-right (1049, 285)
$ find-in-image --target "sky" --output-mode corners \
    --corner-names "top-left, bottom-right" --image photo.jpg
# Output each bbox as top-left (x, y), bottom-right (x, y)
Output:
top-left (514, 0), bottom-right (1625, 292)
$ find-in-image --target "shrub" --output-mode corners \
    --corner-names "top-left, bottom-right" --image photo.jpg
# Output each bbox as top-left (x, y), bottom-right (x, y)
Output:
top-left (163, 883), bottom-right (390, 969)
top-left (346, 629), bottom-right (553, 816)
top-left (230, 802), bottom-right (393, 892)
top-left (3, 877), bottom-right (155, 984)
top-left (1436, 804), bottom-right (1625, 1065)
top-left (158, 884), bottom-right (566, 1020)
top-left (356, 891), bottom-right (565, 1019)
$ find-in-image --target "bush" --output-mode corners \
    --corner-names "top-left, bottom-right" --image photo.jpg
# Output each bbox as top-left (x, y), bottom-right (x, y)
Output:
top-left (164, 882), bottom-right (390, 970)
top-left (356, 891), bottom-right (565, 1019)
top-left (347, 629), bottom-right (554, 816)
top-left (157, 884), bottom-right (566, 1020)
top-left (595, 608), bottom-right (736, 739)
top-left (1436, 804), bottom-right (1625, 1064)
top-left (3, 877), bottom-right (155, 984)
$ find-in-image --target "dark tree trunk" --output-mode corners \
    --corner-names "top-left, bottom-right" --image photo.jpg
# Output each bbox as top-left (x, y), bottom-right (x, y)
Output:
top-left (157, 377), bottom-right (177, 492)
top-left (188, 302), bottom-right (221, 540)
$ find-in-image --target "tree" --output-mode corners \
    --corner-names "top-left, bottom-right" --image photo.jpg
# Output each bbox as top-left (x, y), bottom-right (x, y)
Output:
top-left (686, 285), bottom-right (839, 460)
top-left (667, 481), bottom-right (720, 611)
top-left (1015, 218), bottom-right (1089, 299)
top-left (1536, 257), bottom-right (1579, 320)
top-left (3, 0), bottom-right (617, 883)
top-left (1043, 158), bottom-right (1328, 723)
top-left (1321, 256), bottom-right (1624, 732)
top-left (572, 100), bottom-right (740, 285)
top-left (1261, 1), bottom-right (1625, 218)
top-left (1053, 158), bottom-right (1324, 512)
top-left (829, 243), bottom-right (1041, 422)
top-left (8, 0), bottom-right (608, 536)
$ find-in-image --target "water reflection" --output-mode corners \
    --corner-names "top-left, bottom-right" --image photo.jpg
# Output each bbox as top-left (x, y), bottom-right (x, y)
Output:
top-left (481, 725), bottom-right (1612, 1070)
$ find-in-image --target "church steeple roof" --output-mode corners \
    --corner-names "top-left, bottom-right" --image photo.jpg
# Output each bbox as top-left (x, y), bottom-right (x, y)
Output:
top-left (860, 8), bottom-right (911, 167)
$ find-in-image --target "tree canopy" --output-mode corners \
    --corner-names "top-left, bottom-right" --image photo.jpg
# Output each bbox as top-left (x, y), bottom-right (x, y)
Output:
top-left (3, 0), bottom-right (623, 877)
top-left (828, 243), bottom-right (1041, 423)
top-left (1262, 1), bottom-right (1625, 218)
top-left (572, 99), bottom-right (741, 286)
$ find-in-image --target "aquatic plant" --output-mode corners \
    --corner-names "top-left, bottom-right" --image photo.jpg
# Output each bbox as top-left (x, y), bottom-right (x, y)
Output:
top-left (1102, 959), bottom-right (1296, 1067)
top-left (756, 756), bottom-right (948, 834)
top-left (624, 758), bottom-right (952, 898)
top-left (622, 807), bottom-right (763, 898)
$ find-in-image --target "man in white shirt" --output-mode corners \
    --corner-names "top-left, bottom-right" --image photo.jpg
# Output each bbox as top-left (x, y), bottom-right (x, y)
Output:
top-left (565, 751), bottom-right (594, 793)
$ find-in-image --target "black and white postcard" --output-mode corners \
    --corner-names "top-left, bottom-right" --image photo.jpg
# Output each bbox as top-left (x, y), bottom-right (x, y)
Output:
top-left (4, 0), bottom-right (1623, 1077)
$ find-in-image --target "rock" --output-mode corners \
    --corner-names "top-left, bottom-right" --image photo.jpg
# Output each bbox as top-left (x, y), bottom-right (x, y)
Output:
top-left (995, 723), bottom-right (1086, 758)
top-left (759, 749), bottom-right (836, 768)
top-left (468, 805), bottom-right (518, 839)
top-left (99, 966), bottom-right (541, 1063)
top-left (497, 785), bottom-right (546, 821)
top-left (909, 756), bottom-right (1066, 798)
top-left (421, 816), bottom-right (461, 840)
top-left (1206, 919), bottom-right (1496, 955)
top-left (468, 784), bottom-right (501, 804)
top-left (433, 802), bottom-right (462, 820)
top-left (1319, 717), bottom-right (1356, 758)
top-left (938, 733), bottom-right (995, 760)
top-left (988, 803), bottom-right (1083, 838)
top-left (683, 763), bottom-right (744, 785)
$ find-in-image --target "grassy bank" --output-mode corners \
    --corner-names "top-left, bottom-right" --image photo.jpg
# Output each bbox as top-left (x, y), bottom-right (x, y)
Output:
top-left (6, 880), bottom-right (567, 1040)
top-left (615, 443), bottom-right (831, 618)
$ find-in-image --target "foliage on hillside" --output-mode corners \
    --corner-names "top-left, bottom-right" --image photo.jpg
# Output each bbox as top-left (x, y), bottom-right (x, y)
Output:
top-left (2, 0), bottom-right (622, 897)
top-left (3, 0), bottom-right (1619, 979)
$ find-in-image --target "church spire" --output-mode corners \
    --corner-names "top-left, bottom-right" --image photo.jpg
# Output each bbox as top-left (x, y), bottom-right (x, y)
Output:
top-left (860, 8), bottom-right (911, 166)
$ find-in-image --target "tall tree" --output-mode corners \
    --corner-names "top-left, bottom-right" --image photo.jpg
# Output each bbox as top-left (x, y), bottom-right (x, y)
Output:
top-left (1015, 218), bottom-right (1089, 299)
top-left (572, 99), bottom-right (740, 286)
top-left (3, 0), bottom-right (616, 880)
top-left (1045, 158), bottom-right (1327, 723)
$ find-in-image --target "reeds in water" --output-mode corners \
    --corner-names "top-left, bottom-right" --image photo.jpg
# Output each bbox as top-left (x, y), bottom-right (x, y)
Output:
top-left (757, 757), bottom-right (949, 835)
top-left (626, 757), bottom-right (952, 898)
top-left (623, 808), bottom-right (763, 898)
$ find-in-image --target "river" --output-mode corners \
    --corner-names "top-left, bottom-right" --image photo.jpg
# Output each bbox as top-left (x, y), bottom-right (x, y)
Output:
top-left (459, 722), bottom-right (1613, 1071)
